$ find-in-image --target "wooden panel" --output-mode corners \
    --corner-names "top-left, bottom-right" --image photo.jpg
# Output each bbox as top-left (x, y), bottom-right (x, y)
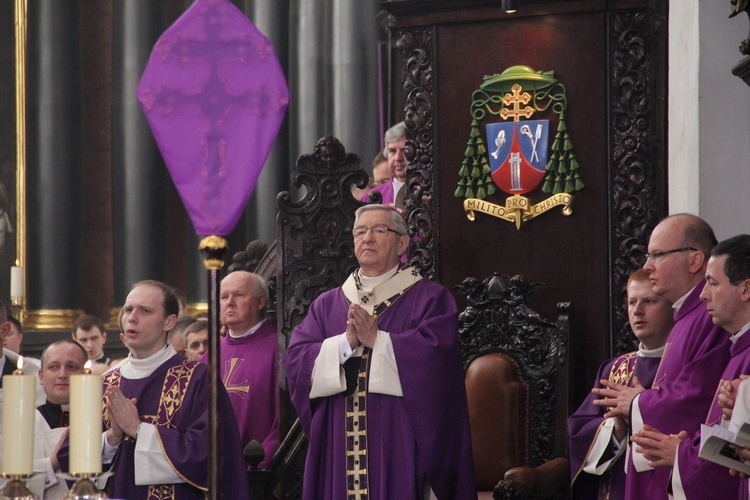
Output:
top-left (382, 0), bottom-right (667, 406)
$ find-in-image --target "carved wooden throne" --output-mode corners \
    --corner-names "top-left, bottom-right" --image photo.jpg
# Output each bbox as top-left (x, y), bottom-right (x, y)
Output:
top-left (239, 136), bottom-right (369, 498)
top-left (456, 273), bottom-right (571, 499)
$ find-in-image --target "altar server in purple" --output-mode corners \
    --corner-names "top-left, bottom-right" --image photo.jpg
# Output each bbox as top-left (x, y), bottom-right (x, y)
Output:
top-left (569, 269), bottom-right (673, 499)
top-left (61, 280), bottom-right (250, 499)
top-left (630, 234), bottom-right (750, 498)
top-left (202, 270), bottom-right (279, 469)
top-left (283, 204), bottom-right (476, 499)
top-left (593, 214), bottom-right (731, 499)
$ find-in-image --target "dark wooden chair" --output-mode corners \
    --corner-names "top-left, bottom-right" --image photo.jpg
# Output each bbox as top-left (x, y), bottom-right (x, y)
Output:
top-left (240, 136), bottom-right (369, 499)
top-left (456, 273), bottom-right (572, 499)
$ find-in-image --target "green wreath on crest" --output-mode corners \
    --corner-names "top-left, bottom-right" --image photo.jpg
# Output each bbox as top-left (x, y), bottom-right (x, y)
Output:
top-left (455, 65), bottom-right (585, 200)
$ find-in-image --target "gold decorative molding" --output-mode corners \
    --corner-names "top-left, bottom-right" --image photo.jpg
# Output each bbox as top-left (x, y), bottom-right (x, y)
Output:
top-left (106, 306), bottom-right (122, 331)
top-left (24, 308), bottom-right (86, 331)
top-left (186, 302), bottom-right (208, 318)
top-left (15, 0), bottom-right (27, 287)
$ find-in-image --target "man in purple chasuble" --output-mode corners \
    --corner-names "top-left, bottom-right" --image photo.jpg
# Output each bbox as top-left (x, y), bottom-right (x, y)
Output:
top-left (200, 270), bottom-right (279, 469)
top-left (362, 122), bottom-right (407, 213)
top-left (569, 269), bottom-right (673, 500)
top-left (60, 280), bottom-right (250, 499)
top-left (631, 235), bottom-right (750, 499)
top-left (593, 214), bottom-right (732, 499)
top-left (283, 205), bottom-right (476, 499)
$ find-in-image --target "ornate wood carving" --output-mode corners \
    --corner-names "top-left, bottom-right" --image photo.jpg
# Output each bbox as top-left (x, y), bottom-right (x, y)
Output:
top-left (395, 29), bottom-right (437, 280)
top-left (273, 136), bottom-right (368, 499)
top-left (610, 10), bottom-right (666, 355)
top-left (456, 273), bottom-right (571, 471)
top-left (276, 136), bottom-right (367, 344)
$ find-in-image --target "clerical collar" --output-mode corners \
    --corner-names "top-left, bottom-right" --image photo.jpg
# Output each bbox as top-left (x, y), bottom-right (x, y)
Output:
top-left (637, 343), bottom-right (666, 358)
top-left (44, 402), bottom-right (71, 411)
top-left (672, 284), bottom-right (698, 311)
top-left (393, 178), bottom-right (405, 192)
top-left (119, 344), bottom-right (176, 380)
top-left (357, 265), bottom-right (400, 292)
top-left (730, 322), bottom-right (750, 344)
top-left (229, 317), bottom-right (269, 339)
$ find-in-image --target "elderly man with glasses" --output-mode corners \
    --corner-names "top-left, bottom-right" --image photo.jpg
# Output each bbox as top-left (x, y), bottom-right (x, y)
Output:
top-left (593, 213), bottom-right (733, 499)
top-left (283, 204), bottom-right (476, 499)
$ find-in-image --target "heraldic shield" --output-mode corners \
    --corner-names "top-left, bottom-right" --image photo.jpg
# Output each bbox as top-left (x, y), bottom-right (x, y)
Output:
top-left (487, 120), bottom-right (549, 195)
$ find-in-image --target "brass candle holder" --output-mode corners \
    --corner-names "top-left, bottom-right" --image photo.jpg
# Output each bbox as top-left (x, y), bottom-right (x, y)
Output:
top-left (63, 474), bottom-right (108, 499)
top-left (0, 474), bottom-right (38, 500)
top-left (8, 298), bottom-right (23, 326)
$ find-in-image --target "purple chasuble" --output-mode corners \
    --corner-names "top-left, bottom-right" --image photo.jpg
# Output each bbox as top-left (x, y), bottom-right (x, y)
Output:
top-left (569, 352), bottom-right (661, 500)
top-left (283, 278), bottom-right (476, 499)
top-left (60, 353), bottom-right (249, 499)
top-left (673, 330), bottom-right (750, 499)
top-left (625, 282), bottom-right (732, 499)
top-left (201, 318), bottom-right (279, 469)
top-left (362, 178), bottom-right (396, 205)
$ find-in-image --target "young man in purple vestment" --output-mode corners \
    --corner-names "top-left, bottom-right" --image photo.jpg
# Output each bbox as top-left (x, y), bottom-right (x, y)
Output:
top-left (593, 214), bottom-right (732, 499)
top-left (59, 280), bottom-right (249, 499)
top-left (630, 234), bottom-right (750, 498)
top-left (361, 122), bottom-right (407, 212)
top-left (200, 270), bottom-right (279, 469)
top-left (569, 269), bottom-right (674, 500)
top-left (283, 204), bottom-right (476, 499)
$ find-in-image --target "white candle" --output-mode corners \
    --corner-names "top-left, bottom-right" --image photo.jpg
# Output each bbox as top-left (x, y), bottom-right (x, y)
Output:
top-left (69, 363), bottom-right (103, 475)
top-left (10, 265), bottom-right (22, 302)
top-left (1, 357), bottom-right (35, 475)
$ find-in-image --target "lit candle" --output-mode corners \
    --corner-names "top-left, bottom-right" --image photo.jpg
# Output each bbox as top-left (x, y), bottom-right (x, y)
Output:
top-left (1, 356), bottom-right (35, 475)
top-left (69, 361), bottom-right (103, 475)
top-left (9, 264), bottom-right (22, 303)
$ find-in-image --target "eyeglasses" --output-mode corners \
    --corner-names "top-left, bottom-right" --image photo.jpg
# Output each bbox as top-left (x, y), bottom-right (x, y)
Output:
top-left (644, 247), bottom-right (698, 262)
top-left (352, 224), bottom-right (403, 239)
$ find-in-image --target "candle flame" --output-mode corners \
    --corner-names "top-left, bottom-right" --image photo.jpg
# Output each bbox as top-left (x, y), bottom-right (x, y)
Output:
top-left (84, 360), bottom-right (92, 371)
top-left (17, 355), bottom-right (24, 371)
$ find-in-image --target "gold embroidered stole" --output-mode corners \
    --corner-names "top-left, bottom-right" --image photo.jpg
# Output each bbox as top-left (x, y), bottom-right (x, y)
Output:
top-left (102, 360), bottom-right (198, 500)
top-left (340, 266), bottom-right (422, 499)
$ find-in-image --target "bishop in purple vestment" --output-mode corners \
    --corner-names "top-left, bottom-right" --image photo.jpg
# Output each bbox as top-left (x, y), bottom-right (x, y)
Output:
top-left (283, 205), bottom-right (476, 499)
top-left (569, 270), bottom-right (672, 500)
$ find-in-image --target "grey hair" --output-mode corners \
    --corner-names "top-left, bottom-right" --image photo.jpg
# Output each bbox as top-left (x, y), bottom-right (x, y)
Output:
top-left (383, 122), bottom-right (407, 156)
top-left (354, 205), bottom-right (408, 235)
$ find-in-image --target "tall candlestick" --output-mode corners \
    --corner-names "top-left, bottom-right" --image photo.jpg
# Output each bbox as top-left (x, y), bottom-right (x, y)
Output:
top-left (9, 265), bottom-right (22, 303)
top-left (69, 363), bottom-right (103, 475)
top-left (1, 357), bottom-right (35, 475)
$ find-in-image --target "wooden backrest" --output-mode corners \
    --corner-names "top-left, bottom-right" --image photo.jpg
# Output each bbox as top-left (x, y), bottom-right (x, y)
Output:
top-left (456, 273), bottom-right (571, 489)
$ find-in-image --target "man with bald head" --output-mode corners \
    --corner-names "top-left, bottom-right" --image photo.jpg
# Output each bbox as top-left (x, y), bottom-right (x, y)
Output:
top-left (205, 271), bottom-right (279, 469)
top-left (593, 214), bottom-right (732, 498)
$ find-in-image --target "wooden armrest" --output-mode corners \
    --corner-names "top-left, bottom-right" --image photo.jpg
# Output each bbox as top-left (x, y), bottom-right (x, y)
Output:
top-left (503, 457), bottom-right (570, 497)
